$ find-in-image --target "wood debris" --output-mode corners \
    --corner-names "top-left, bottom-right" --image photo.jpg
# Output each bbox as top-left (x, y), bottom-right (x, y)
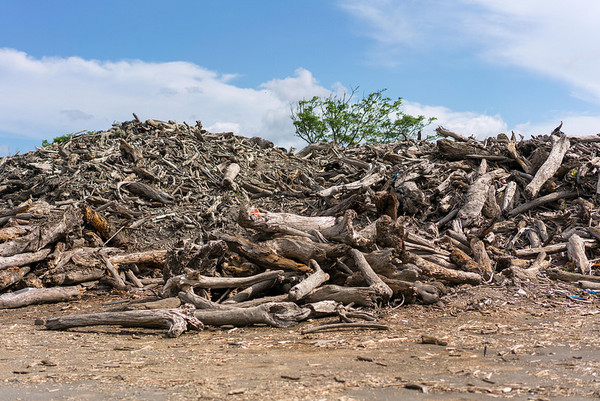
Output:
top-left (0, 117), bottom-right (599, 335)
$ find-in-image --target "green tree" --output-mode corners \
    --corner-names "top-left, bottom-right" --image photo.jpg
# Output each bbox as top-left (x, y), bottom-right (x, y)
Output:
top-left (291, 88), bottom-right (436, 146)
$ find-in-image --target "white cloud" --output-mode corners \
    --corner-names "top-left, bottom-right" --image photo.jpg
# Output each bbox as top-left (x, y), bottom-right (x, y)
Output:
top-left (460, 1), bottom-right (600, 104)
top-left (0, 49), bottom-right (339, 154)
top-left (0, 48), bottom-right (549, 156)
top-left (339, 0), bottom-right (600, 104)
top-left (402, 101), bottom-right (507, 139)
top-left (515, 115), bottom-right (600, 138)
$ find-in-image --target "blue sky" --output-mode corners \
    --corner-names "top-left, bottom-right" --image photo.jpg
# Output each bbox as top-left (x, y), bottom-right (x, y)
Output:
top-left (1, 0), bottom-right (599, 155)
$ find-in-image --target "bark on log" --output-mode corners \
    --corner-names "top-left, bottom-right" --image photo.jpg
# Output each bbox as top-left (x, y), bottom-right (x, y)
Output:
top-left (261, 236), bottom-right (349, 264)
top-left (317, 165), bottom-right (385, 197)
top-left (514, 239), bottom-right (596, 258)
top-left (567, 234), bottom-right (589, 274)
top-left (194, 302), bottom-right (309, 328)
top-left (525, 134), bottom-right (570, 199)
top-left (402, 252), bottom-right (482, 285)
top-left (435, 126), bottom-right (469, 142)
top-left (0, 266), bottom-right (30, 290)
top-left (0, 206), bottom-right (82, 257)
top-left (0, 225), bottom-right (31, 242)
top-left (437, 139), bottom-right (490, 160)
top-left (82, 205), bottom-right (128, 247)
top-left (218, 233), bottom-right (312, 273)
top-left (457, 173), bottom-right (493, 226)
top-left (0, 286), bottom-right (81, 309)
top-left (0, 248), bottom-right (51, 270)
top-left (162, 270), bottom-right (284, 297)
top-left (223, 278), bottom-right (276, 303)
top-left (45, 308), bottom-right (202, 338)
top-left (350, 249), bottom-right (393, 302)
top-left (120, 182), bottom-right (173, 204)
top-left (221, 163), bottom-right (240, 188)
top-left (288, 260), bottom-right (330, 301)
top-left (304, 284), bottom-right (376, 307)
top-left (546, 268), bottom-right (600, 283)
top-left (508, 191), bottom-right (578, 217)
top-left (501, 181), bottom-right (518, 212)
top-left (470, 237), bottom-right (494, 280)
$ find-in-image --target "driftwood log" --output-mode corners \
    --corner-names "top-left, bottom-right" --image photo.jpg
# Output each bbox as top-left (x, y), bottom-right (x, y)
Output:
top-left (0, 286), bottom-right (81, 309)
top-left (45, 308), bottom-right (202, 338)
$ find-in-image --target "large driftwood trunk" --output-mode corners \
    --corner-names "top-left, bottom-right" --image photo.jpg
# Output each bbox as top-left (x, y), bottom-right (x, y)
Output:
top-left (0, 286), bottom-right (81, 309)
top-left (524, 133), bottom-right (570, 199)
top-left (45, 308), bottom-right (202, 338)
top-left (350, 249), bottom-right (393, 301)
top-left (402, 252), bottom-right (483, 285)
top-left (218, 233), bottom-right (311, 273)
top-left (193, 302), bottom-right (309, 328)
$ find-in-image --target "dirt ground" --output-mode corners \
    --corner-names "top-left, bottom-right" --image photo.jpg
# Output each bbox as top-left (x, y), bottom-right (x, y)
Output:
top-left (1, 284), bottom-right (600, 401)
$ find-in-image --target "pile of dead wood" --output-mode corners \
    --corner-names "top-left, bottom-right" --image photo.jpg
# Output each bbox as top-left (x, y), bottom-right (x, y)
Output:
top-left (2, 116), bottom-right (600, 336)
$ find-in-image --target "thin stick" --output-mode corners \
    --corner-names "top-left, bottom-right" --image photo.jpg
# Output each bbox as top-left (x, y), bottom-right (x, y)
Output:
top-left (301, 322), bottom-right (389, 334)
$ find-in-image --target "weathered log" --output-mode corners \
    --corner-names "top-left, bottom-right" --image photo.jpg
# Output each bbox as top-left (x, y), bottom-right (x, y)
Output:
top-left (101, 254), bottom-right (127, 290)
top-left (402, 252), bottom-right (482, 285)
top-left (45, 308), bottom-right (202, 338)
top-left (288, 260), bottom-right (330, 301)
top-left (318, 165), bottom-right (385, 197)
top-left (0, 248), bottom-right (51, 270)
top-left (501, 181), bottom-right (518, 212)
top-left (119, 139), bottom-right (143, 164)
top-left (178, 289), bottom-right (234, 310)
top-left (457, 173), bottom-right (493, 226)
top-left (223, 278), bottom-right (277, 303)
top-left (567, 234), bottom-right (589, 274)
top-left (362, 248), bottom-right (402, 279)
top-left (120, 181), bottom-right (173, 204)
top-left (301, 322), bottom-right (389, 334)
top-left (578, 281), bottom-right (600, 290)
top-left (514, 239), bottom-right (596, 258)
top-left (508, 191), bottom-right (578, 217)
top-left (0, 286), bottom-right (81, 309)
top-left (449, 247), bottom-right (480, 273)
top-left (350, 249), bottom-right (393, 301)
top-left (0, 225), bottom-right (32, 242)
top-left (505, 141), bottom-right (531, 174)
top-left (164, 240), bottom-right (227, 279)
top-left (261, 236), bottom-right (349, 264)
top-left (0, 266), bottom-right (30, 290)
top-left (304, 284), bottom-right (376, 307)
top-left (320, 210), bottom-right (369, 246)
top-left (0, 206), bottom-right (82, 257)
top-left (435, 126), bottom-right (469, 142)
top-left (470, 237), bottom-right (493, 280)
top-left (525, 133), bottom-right (570, 199)
top-left (0, 200), bottom-right (33, 219)
top-left (162, 270), bottom-right (284, 297)
top-left (221, 163), bottom-right (240, 187)
top-left (82, 205), bottom-right (128, 247)
top-left (546, 268), bottom-right (600, 283)
top-left (125, 269), bottom-right (144, 288)
top-left (381, 278), bottom-right (439, 304)
top-left (194, 302), bottom-right (309, 328)
top-left (218, 233), bottom-right (312, 273)
top-left (239, 205), bottom-right (336, 234)
top-left (437, 139), bottom-right (490, 160)
top-left (45, 268), bottom-right (105, 286)
top-left (295, 142), bottom-right (330, 158)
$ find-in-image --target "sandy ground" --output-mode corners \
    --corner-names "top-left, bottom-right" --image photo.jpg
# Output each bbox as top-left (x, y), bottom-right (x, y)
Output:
top-left (1, 284), bottom-right (599, 401)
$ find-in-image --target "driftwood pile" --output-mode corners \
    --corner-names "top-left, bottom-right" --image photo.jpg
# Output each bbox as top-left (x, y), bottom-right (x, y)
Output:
top-left (2, 116), bottom-right (600, 337)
